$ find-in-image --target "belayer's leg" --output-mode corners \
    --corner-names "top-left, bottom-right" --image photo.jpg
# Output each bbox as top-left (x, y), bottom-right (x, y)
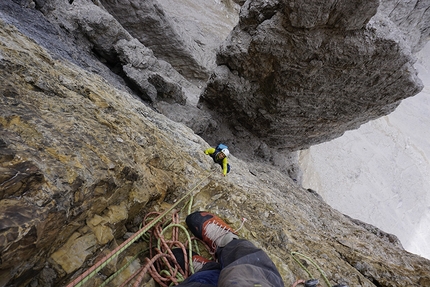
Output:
top-left (172, 248), bottom-right (220, 287)
top-left (186, 211), bottom-right (284, 287)
top-left (216, 239), bottom-right (284, 287)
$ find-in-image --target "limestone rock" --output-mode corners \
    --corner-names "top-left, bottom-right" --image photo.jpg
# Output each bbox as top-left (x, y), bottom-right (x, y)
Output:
top-left (114, 38), bottom-right (189, 104)
top-left (153, 102), bottom-right (217, 135)
top-left (1, 0), bottom-right (430, 286)
top-left (25, 0), bottom-right (198, 106)
top-left (199, 0), bottom-right (426, 152)
top-left (284, 0), bottom-right (378, 29)
top-left (50, 232), bottom-right (98, 274)
top-left (380, 0), bottom-right (430, 52)
top-left (99, 0), bottom-right (212, 80)
top-left (0, 20), bottom-right (208, 286)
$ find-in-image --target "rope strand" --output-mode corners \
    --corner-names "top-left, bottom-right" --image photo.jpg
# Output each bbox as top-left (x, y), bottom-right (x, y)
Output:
top-left (291, 251), bottom-right (331, 287)
top-left (67, 172), bottom-right (212, 287)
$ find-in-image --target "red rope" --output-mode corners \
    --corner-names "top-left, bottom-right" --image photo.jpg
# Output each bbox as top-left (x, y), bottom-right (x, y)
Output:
top-left (67, 172), bottom-right (213, 287)
top-left (125, 209), bottom-right (213, 286)
top-left (66, 211), bottom-right (167, 287)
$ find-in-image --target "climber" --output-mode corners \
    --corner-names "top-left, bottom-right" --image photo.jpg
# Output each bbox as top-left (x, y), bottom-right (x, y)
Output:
top-left (174, 211), bottom-right (285, 286)
top-left (204, 144), bottom-right (230, 176)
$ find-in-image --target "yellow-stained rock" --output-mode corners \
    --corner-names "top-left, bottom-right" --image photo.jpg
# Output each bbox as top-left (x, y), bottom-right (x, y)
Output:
top-left (106, 203), bottom-right (129, 224)
top-left (89, 223), bottom-right (113, 245)
top-left (50, 232), bottom-right (97, 274)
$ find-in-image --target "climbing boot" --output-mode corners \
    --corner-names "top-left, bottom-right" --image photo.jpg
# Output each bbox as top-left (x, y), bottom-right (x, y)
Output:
top-left (186, 211), bottom-right (238, 251)
top-left (171, 249), bottom-right (212, 272)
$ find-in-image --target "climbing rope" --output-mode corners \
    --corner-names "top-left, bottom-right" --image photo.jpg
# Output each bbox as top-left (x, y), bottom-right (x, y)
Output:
top-left (66, 172), bottom-right (212, 287)
top-left (115, 209), bottom-right (214, 287)
top-left (291, 251), bottom-right (331, 287)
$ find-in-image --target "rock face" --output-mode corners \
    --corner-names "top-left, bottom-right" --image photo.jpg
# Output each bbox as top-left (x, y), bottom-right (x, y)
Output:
top-left (1, 0), bottom-right (430, 286)
top-left (299, 41), bottom-right (430, 260)
top-left (99, 0), bottom-right (211, 80)
top-left (0, 19), bottom-right (208, 286)
top-left (200, 0), bottom-right (426, 151)
top-left (380, 0), bottom-right (430, 53)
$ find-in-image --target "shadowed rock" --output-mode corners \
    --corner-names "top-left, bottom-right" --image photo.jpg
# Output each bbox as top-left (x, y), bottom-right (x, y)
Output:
top-left (199, 0), bottom-right (425, 151)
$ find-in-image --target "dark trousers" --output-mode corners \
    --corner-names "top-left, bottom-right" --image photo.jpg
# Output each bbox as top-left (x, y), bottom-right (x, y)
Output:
top-left (178, 239), bottom-right (284, 287)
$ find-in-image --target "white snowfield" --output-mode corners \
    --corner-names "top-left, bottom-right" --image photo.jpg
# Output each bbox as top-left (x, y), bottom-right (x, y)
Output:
top-left (299, 41), bottom-right (430, 260)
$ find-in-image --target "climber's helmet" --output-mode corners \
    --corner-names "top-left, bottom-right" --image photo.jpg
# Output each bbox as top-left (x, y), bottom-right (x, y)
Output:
top-left (221, 148), bottom-right (229, 157)
top-left (216, 149), bottom-right (229, 161)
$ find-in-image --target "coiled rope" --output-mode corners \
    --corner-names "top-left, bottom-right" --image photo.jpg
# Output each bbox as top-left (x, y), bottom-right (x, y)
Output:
top-left (66, 172), bottom-right (212, 287)
top-left (116, 209), bottom-right (213, 287)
